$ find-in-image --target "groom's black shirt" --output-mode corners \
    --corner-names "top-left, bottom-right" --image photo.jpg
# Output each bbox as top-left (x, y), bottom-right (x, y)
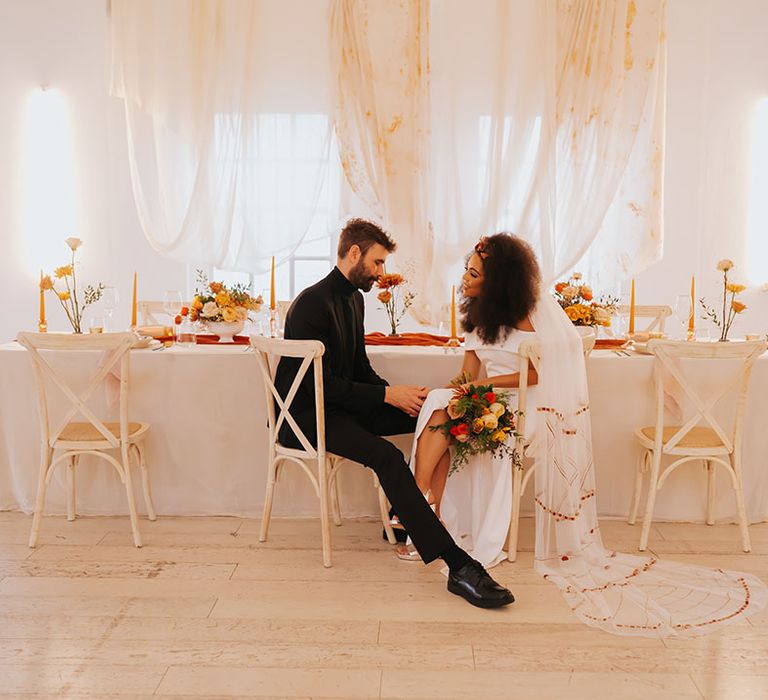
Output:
top-left (274, 267), bottom-right (388, 424)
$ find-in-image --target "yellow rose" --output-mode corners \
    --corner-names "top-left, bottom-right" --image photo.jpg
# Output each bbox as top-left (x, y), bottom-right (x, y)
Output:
top-left (726, 283), bottom-right (747, 294)
top-left (492, 429), bottom-right (507, 443)
top-left (192, 297), bottom-right (204, 310)
top-left (222, 306), bottom-right (238, 322)
top-left (482, 413), bottom-right (498, 430)
top-left (731, 300), bottom-right (747, 313)
top-left (215, 292), bottom-right (232, 307)
top-left (489, 402), bottom-right (505, 417)
top-left (209, 282), bottom-right (223, 294)
top-left (58, 290), bottom-right (70, 301)
top-left (472, 418), bottom-right (485, 434)
top-left (39, 275), bottom-right (54, 291)
top-left (565, 305), bottom-right (581, 322)
top-left (54, 265), bottom-right (73, 278)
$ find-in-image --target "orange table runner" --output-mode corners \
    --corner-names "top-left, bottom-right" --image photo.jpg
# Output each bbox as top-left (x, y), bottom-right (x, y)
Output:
top-left (364, 332), bottom-right (463, 347)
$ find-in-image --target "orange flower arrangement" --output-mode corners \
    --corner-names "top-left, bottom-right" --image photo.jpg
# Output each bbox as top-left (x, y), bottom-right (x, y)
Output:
top-left (553, 272), bottom-right (617, 327)
top-left (376, 272), bottom-right (415, 336)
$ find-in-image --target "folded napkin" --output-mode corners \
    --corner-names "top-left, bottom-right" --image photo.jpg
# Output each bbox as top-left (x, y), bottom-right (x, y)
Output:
top-left (594, 338), bottom-right (629, 350)
top-left (149, 333), bottom-right (250, 345)
top-left (136, 325), bottom-right (173, 339)
top-left (364, 332), bottom-right (463, 347)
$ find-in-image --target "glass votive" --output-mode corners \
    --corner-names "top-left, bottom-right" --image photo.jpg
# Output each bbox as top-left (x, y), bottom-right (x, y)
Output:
top-left (745, 333), bottom-right (763, 341)
top-left (176, 318), bottom-right (197, 346)
top-left (88, 316), bottom-right (104, 334)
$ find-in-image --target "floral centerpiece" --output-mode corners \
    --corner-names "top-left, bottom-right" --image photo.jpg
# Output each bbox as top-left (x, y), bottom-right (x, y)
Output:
top-left (553, 272), bottom-right (617, 327)
top-left (430, 378), bottom-right (521, 474)
top-left (184, 270), bottom-right (262, 341)
top-left (376, 272), bottom-right (415, 336)
top-left (700, 259), bottom-right (747, 341)
top-left (39, 238), bottom-right (104, 334)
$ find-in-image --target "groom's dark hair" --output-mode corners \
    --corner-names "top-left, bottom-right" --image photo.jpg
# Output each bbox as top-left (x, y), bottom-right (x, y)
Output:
top-left (461, 233), bottom-right (541, 345)
top-left (338, 218), bottom-right (396, 259)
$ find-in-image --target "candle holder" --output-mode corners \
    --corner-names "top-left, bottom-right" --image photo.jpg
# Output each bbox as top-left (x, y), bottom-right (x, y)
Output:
top-left (268, 307), bottom-right (279, 338)
top-left (38, 321), bottom-right (47, 333)
top-left (687, 329), bottom-right (695, 342)
top-left (445, 336), bottom-right (461, 348)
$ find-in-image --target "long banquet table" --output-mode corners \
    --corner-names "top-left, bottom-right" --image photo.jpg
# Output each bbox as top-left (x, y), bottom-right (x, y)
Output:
top-left (1, 341), bottom-right (767, 523)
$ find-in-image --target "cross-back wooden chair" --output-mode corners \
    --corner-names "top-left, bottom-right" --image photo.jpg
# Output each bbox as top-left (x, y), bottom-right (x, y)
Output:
top-left (630, 339), bottom-right (766, 552)
top-left (16, 332), bottom-right (155, 548)
top-left (250, 335), bottom-right (396, 568)
top-left (506, 327), bottom-right (596, 562)
top-left (617, 304), bottom-right (672, 333)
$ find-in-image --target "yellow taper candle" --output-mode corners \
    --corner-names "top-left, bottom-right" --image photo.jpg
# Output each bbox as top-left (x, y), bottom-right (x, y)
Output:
top-left (450, 285), bottom-right (457, 338)
top-left (131, 271), bottom-right (137, 328)
top-left (688, 275), bottom-right (695, 333)
top-left (628, 279), bottom-right (635, 335)
top-left (39, 270), bottom-right (45, 326)
top-left (270, 256), bottom-right (276, 310)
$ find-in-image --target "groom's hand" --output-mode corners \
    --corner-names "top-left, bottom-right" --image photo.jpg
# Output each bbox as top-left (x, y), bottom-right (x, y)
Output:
top-left (385, 385), bottom-right (428, 417)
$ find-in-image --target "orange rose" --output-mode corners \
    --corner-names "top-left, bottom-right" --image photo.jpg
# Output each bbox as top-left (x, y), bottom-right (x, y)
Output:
top-left (554, 282), bottom-right (567, 293)
top-left (209, 282), bottom-right (223, 294)
top-left (180, 306), bottom-right (189, 316)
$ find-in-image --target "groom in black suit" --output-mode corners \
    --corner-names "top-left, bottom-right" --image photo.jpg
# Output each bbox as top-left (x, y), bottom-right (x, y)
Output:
top-left (274, 218), bottom-right (513, 608)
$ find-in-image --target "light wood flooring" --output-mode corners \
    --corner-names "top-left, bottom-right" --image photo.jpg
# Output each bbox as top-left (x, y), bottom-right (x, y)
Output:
top-left (1, 511), bottom-right (767, 699)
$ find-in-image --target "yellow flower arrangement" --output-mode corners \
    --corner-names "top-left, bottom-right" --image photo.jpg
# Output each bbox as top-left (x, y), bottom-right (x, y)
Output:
top-left (185, 269), bottom-right (262, 324)
top-left (40, 238), bottom-right (104, 333)
top-left (700, 259), bottom-right (748, 341)
top-left (553, 273), bottom-right (617, 327)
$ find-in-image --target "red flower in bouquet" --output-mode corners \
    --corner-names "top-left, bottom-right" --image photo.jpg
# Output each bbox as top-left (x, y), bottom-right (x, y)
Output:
top-left (431, 383), bottom-right (522, 473)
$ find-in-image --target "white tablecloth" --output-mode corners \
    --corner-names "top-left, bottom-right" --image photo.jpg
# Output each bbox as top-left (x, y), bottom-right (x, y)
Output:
top-left (1, 342), bottom-right (766, 522)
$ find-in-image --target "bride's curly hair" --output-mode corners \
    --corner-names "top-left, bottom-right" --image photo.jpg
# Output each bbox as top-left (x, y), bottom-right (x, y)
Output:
top-left (460, 233), bottom-right (541, 345)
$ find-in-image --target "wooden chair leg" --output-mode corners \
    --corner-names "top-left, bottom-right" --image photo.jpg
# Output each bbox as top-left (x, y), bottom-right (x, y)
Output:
top-left (639, 450), bottom-right (662, 551)
top-left (731, 454), bottom-right (752, 553)
top-left (705, 460), bottom-right (716, 526)
top-left (121, 444), bottom-right (142, 548)
top-left (507, 465), bottom-right (524, 562)
top-left (66, 454), bottom-right (76, 522)
top-left (319, 455), bottom-right (332, 568)
top-left (329, 461), bottom-right (342, 527)
top-left (628, 449), bottom-right (647, 525)
top-left (28, 447), bottom-right (52, 548)
top-left (259, 455), bottom-right (278, 543)
top-left (134, 443), bottom-right (156, 521)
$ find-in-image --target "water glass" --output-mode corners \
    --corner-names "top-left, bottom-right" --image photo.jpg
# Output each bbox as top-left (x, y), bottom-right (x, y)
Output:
top-left (102, 287), bottom-right (118, 330)
top-left (176, 318), bottom-right (197, 346)
top-left (163, 290), bottom-right (183, 319)
top-left (673, 294), bottom-right (692, 339)
top-left (88, 315), bottom-right (105, 334)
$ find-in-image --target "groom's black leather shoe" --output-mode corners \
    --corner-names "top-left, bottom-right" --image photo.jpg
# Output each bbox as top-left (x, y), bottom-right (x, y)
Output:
top-left (447, 559), bottom-right (515, 608)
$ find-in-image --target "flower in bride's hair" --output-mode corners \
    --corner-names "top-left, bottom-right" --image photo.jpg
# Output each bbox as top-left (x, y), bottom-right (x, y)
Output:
top-left (377, 290), bottom-right (392, 304)
top-left (446, 399), bottom-right (466, 420)
top-left (717, 259), bottom-right (734, 272)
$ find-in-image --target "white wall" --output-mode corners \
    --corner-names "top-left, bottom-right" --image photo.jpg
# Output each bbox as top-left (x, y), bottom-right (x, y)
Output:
top-left (1, 0), bottom-right (767, 341)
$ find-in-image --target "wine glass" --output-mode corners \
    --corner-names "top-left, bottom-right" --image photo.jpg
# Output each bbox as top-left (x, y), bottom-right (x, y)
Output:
top-left (673, 294), bottom-right (692, 339)
top-left (102, 287), bottom-right (118, 331)
top-left (163, 290), bottom-right (183, 320)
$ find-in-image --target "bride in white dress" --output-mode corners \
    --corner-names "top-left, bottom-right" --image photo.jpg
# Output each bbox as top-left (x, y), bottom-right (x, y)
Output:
top-left (407, 234), bottom-right (539, 567)
top-left (406, 232), bottom-right (767, 637)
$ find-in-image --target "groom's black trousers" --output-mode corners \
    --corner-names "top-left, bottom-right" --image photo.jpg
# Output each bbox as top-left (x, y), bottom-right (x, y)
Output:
top-left (280, 404), bottom-right (455, 564)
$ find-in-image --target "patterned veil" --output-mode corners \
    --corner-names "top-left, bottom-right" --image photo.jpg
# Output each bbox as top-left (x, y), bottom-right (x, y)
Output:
top-left (529, 292), bottom-right (767, 637)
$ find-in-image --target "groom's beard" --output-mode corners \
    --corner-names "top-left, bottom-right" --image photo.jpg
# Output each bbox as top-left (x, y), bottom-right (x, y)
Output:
top-left (348, 260), bottom-right (378, 292)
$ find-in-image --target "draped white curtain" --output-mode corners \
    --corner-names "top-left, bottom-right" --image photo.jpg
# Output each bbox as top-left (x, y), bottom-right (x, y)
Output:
top-left (332, 0), bottom-right (667, 322)
top-left (110, 0), bottom-right (334, 274)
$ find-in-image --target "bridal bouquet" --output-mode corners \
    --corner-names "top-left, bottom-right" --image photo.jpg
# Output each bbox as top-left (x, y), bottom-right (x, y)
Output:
top-left (553, 272), bottom-right (617, 327)
top-left (376, 272), bottom-right (415, 336)
top-left (699, 259), bottom-right (747, 341)
top-left (186, 269), bottom-right (262, 323)
top-left (430, 382), bottom-right (521, 474)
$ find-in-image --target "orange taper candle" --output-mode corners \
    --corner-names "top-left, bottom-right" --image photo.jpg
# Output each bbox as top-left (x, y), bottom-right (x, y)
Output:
top-left (688, 275), bottom-right (695, 333)
top-left (39, 270), bottom-right (45, 326)
top-left (131, 271), bottom-right (137, 328)
top-left (270, 256), bottom-right (276, 310)
top-left (628, 279), bottom-right (635, 335)
top-left (450, 285), bottom-right (457, 338)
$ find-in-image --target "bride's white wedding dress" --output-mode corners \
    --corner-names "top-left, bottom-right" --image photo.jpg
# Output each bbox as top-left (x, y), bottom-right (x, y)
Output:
top-left (409, 295), bottom-right (767, 637)
top-left (408, 327), bottom-right (536, 568)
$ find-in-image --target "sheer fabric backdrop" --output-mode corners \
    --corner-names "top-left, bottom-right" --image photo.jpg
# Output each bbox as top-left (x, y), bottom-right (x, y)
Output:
top-left (110, 0), bottom-right (334, 275)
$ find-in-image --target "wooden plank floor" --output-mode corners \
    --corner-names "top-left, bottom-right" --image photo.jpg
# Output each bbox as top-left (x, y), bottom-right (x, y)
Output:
top-left (1, 511), bottom-right (767, 699)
